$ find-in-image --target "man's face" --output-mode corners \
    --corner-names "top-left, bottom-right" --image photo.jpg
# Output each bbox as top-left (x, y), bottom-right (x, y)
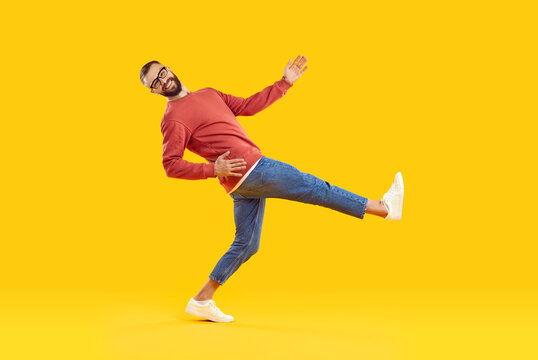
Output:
top-left (143, 63), bottom-right (183, 97)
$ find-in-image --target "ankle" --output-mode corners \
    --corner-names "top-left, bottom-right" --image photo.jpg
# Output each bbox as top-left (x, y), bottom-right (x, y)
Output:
top-left (380, 199), bottom-right (388, 215)
top-left (366, 199), bottom-right (388, 218)
top-left (194, 295), bottom-right (212, 301)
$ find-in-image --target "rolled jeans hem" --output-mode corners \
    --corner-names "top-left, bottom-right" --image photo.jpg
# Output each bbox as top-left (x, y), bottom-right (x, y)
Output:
top-left (209, 275), bottom-right (224, 286)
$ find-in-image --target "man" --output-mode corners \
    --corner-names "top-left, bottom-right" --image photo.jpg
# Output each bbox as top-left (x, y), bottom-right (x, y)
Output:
top-left (139, 55), bottom-right (404, 322)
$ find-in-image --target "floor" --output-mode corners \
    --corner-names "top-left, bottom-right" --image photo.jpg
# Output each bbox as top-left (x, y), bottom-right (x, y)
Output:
top-left (2, 288), bottom-right (536, 360)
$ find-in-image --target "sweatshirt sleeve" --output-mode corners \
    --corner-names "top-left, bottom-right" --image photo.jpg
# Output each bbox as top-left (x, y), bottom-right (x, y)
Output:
top-left (214, 76), bottom-right (293, 117)
top-left (161, 120), bottom-right (216, 180)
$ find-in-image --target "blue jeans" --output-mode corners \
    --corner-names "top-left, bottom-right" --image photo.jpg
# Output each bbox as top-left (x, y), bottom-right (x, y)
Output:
top-left (209, 156), bottom-right (369, 285)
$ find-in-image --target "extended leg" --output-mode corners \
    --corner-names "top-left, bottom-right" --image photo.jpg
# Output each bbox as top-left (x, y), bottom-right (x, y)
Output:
top-left (232, 156), bottom-right (398, 220)
top-left (232, 157), bottom-right (373, 219)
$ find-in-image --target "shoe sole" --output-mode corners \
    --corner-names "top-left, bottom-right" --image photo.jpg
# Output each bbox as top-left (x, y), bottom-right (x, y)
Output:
top-left (396, 172), bottom-right (404, 192)
top-left (185, 306), bottom-right (234, 323)
top-left (395, 172), bottom-right (404, 220)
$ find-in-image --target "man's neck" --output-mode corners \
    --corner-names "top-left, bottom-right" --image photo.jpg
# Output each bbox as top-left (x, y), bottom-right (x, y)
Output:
top-left (167, 89), bottom-right (190, 102)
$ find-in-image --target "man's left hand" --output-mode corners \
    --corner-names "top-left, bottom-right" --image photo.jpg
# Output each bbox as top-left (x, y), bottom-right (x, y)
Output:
top-left (283, 55), bottom-right (308, 85)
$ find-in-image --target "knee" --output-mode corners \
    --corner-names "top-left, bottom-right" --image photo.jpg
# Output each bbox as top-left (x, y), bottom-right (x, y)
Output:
top-left (244, 243), bottom-right (260, 260)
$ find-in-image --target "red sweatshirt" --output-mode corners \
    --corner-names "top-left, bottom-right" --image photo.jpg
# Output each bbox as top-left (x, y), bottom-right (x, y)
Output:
top-left (160, 76), bottom-right (293, 193)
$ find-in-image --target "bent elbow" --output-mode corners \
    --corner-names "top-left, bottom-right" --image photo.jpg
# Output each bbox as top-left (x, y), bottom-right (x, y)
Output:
top-left (163, 161), bottom-right (174, 178)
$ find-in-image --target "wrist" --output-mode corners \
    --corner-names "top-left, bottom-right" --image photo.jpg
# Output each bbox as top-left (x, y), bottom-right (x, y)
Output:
top-left (283, 76), bottom-right (293, 85)
top-left (212, 163), bottom-right (218, 177)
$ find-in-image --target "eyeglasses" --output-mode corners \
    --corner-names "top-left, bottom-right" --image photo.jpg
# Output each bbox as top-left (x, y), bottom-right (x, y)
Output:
top-left (150, 66), bottom-right (168, 90)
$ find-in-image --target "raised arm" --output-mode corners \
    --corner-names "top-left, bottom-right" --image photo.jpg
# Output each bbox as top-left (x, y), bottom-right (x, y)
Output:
top-left (214, 77), bottom-right (292, 117)
top-left (215, 55), bottom-right (309, 117)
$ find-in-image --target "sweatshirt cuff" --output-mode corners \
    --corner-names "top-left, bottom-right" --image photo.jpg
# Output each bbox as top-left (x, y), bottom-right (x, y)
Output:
top-left (277, 76), bottom-right (293, 91)
top-left (204, 163), bottom-right (216, 178)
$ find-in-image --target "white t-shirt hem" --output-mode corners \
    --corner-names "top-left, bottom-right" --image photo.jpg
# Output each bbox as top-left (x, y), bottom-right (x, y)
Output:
top-left (228, 157), bottom-right (262, 194)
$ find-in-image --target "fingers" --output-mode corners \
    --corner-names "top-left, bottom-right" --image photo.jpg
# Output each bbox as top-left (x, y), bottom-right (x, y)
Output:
top-left (291, 55), bottom-right (307, 70)
top-left (297, 56), bottom-right (307, 68)
top-left (228, 159), bottom-right (246, 164)
top-left (227, 158), bottom-right (246, 175)
top-left (291, 55), bottom-right (301, 67)
top-left (215, 152), bottom-right (248, 176)
top-left (228, 159), bottom-right (246, 168)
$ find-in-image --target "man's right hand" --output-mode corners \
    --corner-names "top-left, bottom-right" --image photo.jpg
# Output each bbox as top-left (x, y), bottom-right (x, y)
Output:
top-left (215, 151), bottom-right (247, 177)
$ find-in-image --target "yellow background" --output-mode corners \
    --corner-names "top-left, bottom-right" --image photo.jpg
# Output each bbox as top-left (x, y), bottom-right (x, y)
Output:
top-left (1, 0), bottom-right (536, 359)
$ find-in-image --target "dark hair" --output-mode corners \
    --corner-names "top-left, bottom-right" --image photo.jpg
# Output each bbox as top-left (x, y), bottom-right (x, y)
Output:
top-left (140, 60), bottom-right (161, 84)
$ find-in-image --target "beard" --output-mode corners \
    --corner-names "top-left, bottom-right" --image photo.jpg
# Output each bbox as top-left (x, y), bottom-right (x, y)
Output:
top-left (161, 73), bottom-right (182, 97)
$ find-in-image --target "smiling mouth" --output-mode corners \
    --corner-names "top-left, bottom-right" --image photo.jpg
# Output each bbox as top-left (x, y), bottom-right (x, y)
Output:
top-left (165, 79), bottom-right (173, 90)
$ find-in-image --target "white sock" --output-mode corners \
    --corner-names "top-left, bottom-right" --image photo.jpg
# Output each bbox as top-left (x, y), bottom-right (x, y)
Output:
top-left (193, 299), bottom-right (211, 305)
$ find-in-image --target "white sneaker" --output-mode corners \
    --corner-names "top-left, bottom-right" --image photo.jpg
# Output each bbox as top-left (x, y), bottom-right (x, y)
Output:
top-left (185, 298), bottom-right (234, 322)
top-left (382, 172), bottom-right (404, 220)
